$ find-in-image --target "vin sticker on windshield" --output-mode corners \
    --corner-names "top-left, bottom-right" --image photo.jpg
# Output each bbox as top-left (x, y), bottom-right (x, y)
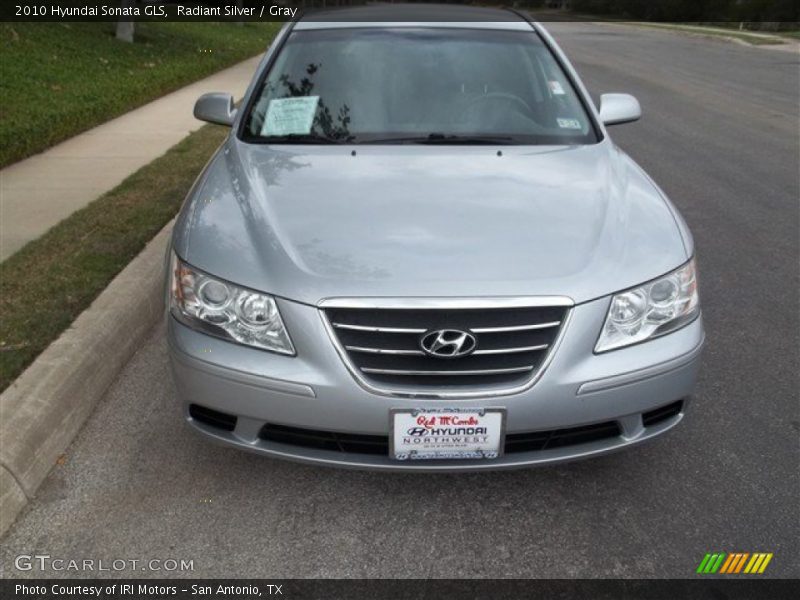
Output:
top-left (262, 96), bottom-right (320, 136)
top-left (556, 118), bottom-right (582, 130)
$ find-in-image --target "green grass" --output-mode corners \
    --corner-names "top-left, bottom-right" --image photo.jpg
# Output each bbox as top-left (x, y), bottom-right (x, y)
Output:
top-left (0, 124), bottom-right (228, 392)
top-left (627, 22), bottom-right (787, 45)
top-left (0, 21), bottom-right (279, 167)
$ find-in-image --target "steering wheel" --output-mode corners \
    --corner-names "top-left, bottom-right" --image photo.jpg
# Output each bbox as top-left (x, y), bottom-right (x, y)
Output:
top-left (466, 92), bottom-right (533, 116)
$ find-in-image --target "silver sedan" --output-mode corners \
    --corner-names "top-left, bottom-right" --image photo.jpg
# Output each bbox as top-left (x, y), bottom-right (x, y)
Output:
top-left (166, 5), bottom-right (704, 470)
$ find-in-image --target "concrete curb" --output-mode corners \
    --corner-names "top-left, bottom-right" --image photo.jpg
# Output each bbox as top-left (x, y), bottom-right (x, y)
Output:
top-left (616, 21), bottom-right (798, 51)
top-left (0, 221), bottom-right (173, 536)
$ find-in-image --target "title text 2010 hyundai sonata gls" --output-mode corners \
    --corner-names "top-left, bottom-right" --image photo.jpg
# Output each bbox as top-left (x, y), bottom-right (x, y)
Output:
top-left (166, 7), bottom-right (704, 471)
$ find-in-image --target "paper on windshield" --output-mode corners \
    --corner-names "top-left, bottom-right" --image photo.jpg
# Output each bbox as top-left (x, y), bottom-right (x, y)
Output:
top-left (548, 80), bottom-right (566, 95)
top-left (261, 96), bottom-right (320, 136)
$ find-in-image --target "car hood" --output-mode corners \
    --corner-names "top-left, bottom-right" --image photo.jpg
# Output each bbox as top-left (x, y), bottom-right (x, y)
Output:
top-left (174, 138), bottom-right (689, 305)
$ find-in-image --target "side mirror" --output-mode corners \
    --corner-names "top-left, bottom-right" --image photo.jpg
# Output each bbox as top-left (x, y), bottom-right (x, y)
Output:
top-left (599, 93), bottom-right (641, 126)
top-left (194, 93), bottom-right (236, 126)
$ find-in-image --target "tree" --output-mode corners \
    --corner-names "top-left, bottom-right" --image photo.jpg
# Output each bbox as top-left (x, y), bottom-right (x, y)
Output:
top-left (116, 0), bottom-right (136, 43)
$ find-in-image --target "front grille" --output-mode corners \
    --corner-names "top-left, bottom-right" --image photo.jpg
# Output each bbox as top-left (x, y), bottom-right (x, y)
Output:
top-left (504, 421), bottom-right (621, 453)
top-left (642, 400), bottom-right (684, 427)
top-left (189, 404), bottom-right (237, 431)
top-left (323, 303), bottom-right (569, 392)
top-left (260, 423), bottom-right (389, 455)
top-left (258, 420), bottom-right (621, 456)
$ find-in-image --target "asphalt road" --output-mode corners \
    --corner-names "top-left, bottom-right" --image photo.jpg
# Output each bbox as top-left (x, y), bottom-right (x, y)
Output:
top-left (1, 23), bottom-right (798, 579)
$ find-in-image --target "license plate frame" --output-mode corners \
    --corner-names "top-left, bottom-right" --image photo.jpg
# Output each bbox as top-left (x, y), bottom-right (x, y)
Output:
top-left (390, 407), bottom-right (506, 461)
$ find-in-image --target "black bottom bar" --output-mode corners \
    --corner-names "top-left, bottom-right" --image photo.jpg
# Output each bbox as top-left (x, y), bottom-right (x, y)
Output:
top-left (3, 579), bottom-right (798, 600)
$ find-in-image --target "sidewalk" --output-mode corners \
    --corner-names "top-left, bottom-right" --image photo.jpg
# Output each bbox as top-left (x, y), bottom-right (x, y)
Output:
top-left (0, 54), bottom-right (263, 261)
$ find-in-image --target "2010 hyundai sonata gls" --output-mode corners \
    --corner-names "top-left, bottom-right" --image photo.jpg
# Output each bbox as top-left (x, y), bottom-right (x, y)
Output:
top-left (166, 7), bottom-right (704, 471)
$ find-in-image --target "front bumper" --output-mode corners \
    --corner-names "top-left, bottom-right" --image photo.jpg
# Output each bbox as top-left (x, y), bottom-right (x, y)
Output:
top-left (167, 296), bottom-right (704, 472)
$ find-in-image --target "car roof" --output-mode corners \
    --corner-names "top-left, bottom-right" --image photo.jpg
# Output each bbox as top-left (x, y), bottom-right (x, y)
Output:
top-left (295, 3), bottom-right (535, 32)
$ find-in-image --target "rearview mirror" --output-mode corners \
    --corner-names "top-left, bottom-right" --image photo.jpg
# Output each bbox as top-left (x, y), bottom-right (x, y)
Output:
top-left (194, 93), bottom-right (236, 126)
top-left (599, 93), bottom-right (641, 126)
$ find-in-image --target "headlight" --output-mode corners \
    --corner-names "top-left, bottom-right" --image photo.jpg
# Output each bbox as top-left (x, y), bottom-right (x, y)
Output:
top-left (169, 253), bottom-right (295, 355)
top-left (595, 259), bottom-right (699, 353)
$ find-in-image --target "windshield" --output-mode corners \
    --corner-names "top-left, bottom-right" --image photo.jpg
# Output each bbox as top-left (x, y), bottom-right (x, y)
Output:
top-left (242, 27), bottom-right (598, 145)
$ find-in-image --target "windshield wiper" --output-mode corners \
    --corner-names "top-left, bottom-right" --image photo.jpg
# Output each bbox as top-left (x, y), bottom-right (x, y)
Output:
top-left (257, 133), bottom-right (347, 144)
top-left (362, 133), bottom-right (521, 145)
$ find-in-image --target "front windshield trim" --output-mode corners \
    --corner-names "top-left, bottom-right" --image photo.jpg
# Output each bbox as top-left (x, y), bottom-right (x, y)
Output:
top-left (245, 132), bottom-right (595, 146)
top-left (238, 25), bottom-right (603, 147)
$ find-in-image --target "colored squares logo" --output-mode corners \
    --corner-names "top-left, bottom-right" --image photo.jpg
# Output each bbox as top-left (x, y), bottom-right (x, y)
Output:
top-left (697, 552), bottom-right (773, 574)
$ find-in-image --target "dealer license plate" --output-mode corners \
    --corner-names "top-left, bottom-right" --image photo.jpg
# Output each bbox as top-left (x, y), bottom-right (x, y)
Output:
top-left (390, 408), bottom-right (506, 461)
